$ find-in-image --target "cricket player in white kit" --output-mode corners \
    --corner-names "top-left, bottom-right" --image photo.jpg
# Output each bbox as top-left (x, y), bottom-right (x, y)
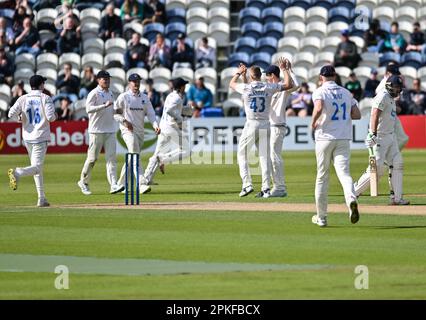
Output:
top-left (354, 75), bottom-right (410, 205)
top-left (77, 70), bottom-right (121, 195)
top-left (264, 62), bottom-right (299, 197)
top-left (114, 73), bottom-right (160, 194)
top-left (229, 61), bottom-right (291, 198)
top-left (141, 77), bottom-right (191, 192)
top-left (311, 65), bottom-right (361, 227)
top-left (8, 75), bottom-right (57, 207)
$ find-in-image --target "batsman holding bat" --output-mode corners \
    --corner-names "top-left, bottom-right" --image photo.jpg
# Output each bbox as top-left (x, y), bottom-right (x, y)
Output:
top-left (354, 75), bottom-right (409, 205)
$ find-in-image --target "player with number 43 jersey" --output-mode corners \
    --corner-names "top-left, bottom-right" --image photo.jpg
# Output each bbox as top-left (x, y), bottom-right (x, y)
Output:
top-left (229, 60), bottom-right (292, 198)
top-left (310, 65), bottom-right (361, 227)
top-left (7, 75), bottom-right (57, 207)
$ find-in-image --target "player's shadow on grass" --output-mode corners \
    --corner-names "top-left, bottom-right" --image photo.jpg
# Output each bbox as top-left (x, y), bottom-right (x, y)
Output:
top-left (365, 226), bottom-right (426, 230)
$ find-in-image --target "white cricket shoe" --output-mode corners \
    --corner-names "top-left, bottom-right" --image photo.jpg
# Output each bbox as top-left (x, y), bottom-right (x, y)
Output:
top-left (77, 180), bottom-right (92, 195)
top-left (239, 185), bottom-right (254, 197)
top-left (140, 184), bottom-right (151, 194)
top-left (255, 189), bottom-right (271, 198)
top-left (270, 189), bottom-right (288, 197)
top-left (312, 215), bottom-right (327, 227)
top-left (390, 198), bottom-right (410, 205)
top-left (37, 198), bottom-right (50, 207)
top-left (110, 184), bottom-right (125, 194)
top-left (349, 201), bottom-right (360, 224)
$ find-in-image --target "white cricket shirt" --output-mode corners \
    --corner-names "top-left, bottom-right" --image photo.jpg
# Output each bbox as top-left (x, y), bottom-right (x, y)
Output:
top-left (372, 89), bottom-right (397, 135)
top-left (86, 86), bottom-right (116, 134)
top-left (160, 91), bottom-right (184, 132)
top-left (312, 81), bottom-right (358, 141)
top-left (269, 72), bottom-right (299, 125)
top-left (8, 90), bottom-right (56, 143)
top-left (114, 90), bottom-right (158, 134)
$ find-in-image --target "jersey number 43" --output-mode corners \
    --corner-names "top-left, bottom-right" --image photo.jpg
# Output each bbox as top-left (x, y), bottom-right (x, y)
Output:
top-left (250, 97), bottom-right (265, 113)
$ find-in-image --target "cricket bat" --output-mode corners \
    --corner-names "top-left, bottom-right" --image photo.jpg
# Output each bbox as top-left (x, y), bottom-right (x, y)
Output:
top-left (369, 147), bottom-right (378, 197)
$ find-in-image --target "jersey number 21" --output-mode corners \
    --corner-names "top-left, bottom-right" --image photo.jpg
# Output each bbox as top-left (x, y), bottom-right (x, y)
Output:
top-left (331, 102), bottom-right (346, 120)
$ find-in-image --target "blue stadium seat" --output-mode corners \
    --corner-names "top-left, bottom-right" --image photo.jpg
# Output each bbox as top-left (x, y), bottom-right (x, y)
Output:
top-left (201, 107), bottom-right (224, 117)
top-left (313, 0), bottom-right (335, 10)
top-left (348, 23), bottom-right (365, 38)
top-left (379, 52), bottom-right (401, 67)
top-left (292, 0), bottom-right (314, 10)
top-left (328, 7), bottom-right (351, 23)
top-left (401, 52), bottom-right (424, 69)
top-left (143, 23), bottom-right (165, 43)
top-left (235, 37), bottom-right (257, 55)
top-left (268, 0), bottom-right (290, 11)
top-left (239, 7), bottom-right (261, 25)
top-left (256, 37), bottom-right (278, 56)
top-left (228, 52), bottom-right (250, 67)
top-left (261, 7), bottom-right (283, 24)
top-left (333, 0), bottom-right (356, 11)
top-left (247, 0), bottom-right (268, 11)
top-left (166, 8), bottom-right (186, 24)
top-left (263, 22), bottom-right (284, 39)
top-left (241, 22), bottom-right (263, 39)
top-left (165, 22), bottom-right (186, 42)
top-left (250, 52), bottom-right (271, 70)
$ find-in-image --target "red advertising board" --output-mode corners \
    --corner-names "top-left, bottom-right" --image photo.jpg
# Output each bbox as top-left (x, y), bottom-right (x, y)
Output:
top-left (0, 121), bottom-right (89, 154)
top-left (399, 115), bottom-right (426, 149)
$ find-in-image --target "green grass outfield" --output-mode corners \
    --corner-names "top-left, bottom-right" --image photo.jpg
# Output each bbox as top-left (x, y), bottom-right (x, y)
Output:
top-left (0, 150), bottom-right (425, 299)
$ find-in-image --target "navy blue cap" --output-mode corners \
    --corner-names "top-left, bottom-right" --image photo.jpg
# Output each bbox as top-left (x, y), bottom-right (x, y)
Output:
top-left (341, 29), bottom-right (349, 36)
top-left (97, 70), bottom-right (111, 79)
top-left (128, 73), bottom-right (142, 81)
top-left (263, 65), bottom-right (280, 77)
top-left (387, 75), bottom-right (403, 86)
top-left (29, 75), bottom-right (47, 88)
top-left (172, 77), bottom-right (188, 89)
top-left (320, 65), bottom-right (336, 77)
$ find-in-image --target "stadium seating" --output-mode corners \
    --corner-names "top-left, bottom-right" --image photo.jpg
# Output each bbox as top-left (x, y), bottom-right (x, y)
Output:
top-left (235, 37), bottom-right (257, 55)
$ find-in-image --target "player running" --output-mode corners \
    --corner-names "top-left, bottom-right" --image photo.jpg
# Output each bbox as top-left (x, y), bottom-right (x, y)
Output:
top-left (354, 75), bottom-right (410, 205)
top-left (77, 70), bottom-right (122, 195)
top-left (310, 65), bottom-right (361, 227)
top-left (7, 75), bottom-right (57, 207)
top-left (229, 59), bottom-right (292, 198)
top-left (264, 61), bottom-right (299, 197)
top-left (141, 77), bottom-right (192, 192)
top-left (114, 73), bottom-right (161, 194)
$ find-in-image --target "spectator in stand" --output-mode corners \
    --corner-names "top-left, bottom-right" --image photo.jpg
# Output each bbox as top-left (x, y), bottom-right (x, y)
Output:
top-left (56, 96), bottom-right (73, 121)
top-left (0, 17), bottom-right (14, 46)
top-left (171, 33), bottom-right (194, 70)
top-left (345, 72), bottom-right (363, 101)
top-left (10, 80), bottom-right (26, 106)
top-left (363, 18), bottom-right (386, 52)
top-left (406, 22), bottom-right (425, 53)
top-left (120, 0), bottom-right (144, 23)
top-left (334, 29), bottom-right (360, 69)
top-left (287, 82), bottom-right (312, 117)
top-left (0, 45), bottom-right (13, 85)
top-left (148, 33), bottom-right (171, 69)
top-left (57, 17), bottom-right (81, 55)
top-left (124, 32), bottom-right (149, 70)
top-left (395, 76), bottom-right (412, 116)
top-left (99, 3), bottom-right (123, 41)
top-left (54, 2), bottom-right (80, 29)
top-left (14, 17), bottom-right (40, 56)
top-left (162, 79), bottom-right (174, 101)
top-left (144, 78), bottom-right (162, 117)
top-left (13, 5), bottom-right (29, 32)
top-left (79, 66), bottom-right (97, 99)
top-left (55, 63), bottom-right (80, 103)
top-left (408, 78), bottom-right (426, 115)
top-left (195, 37), bottom-right (215, 69)
top-left (363, 69), bottom-right (380, 98)
top-left (142, 0), bottom-right (166, 25)
top-left (187, 77), bottom-right (213, 118)
top-left (380, 22), bottom-right (407, 54)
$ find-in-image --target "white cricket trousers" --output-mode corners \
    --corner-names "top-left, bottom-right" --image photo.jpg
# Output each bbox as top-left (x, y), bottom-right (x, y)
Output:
top-left (15, 141), bottom-right (48, 200)
top-left (315, 139), bottom-right (357, 219)
top-left (144, 127), bottom-right (190, 184)
top-left (355, 133), bottom-right (404, 201)
top-left (117, 131), bottom-right (148, 186)
top-left (238, 119), bottom-right (271, 191)
top-left (80, 132), bottom-right (118, 186)
top-left (270, 125), bottom-right (286, 192)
